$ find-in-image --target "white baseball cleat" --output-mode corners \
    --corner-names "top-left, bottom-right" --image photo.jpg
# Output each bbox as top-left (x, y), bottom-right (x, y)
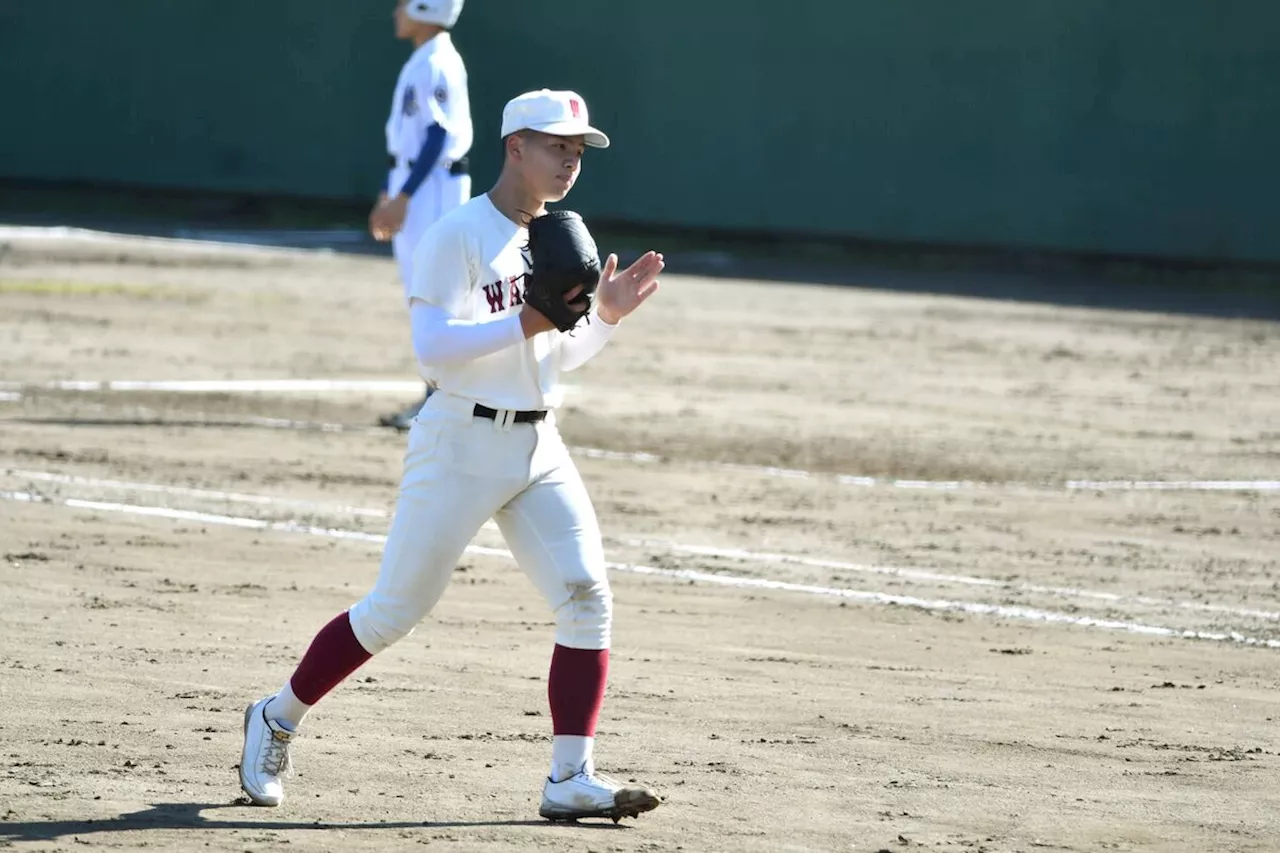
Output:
top-left (539, 768), bottom-right (661, 823)
top-left (238, 696), bottom-right (295, 807)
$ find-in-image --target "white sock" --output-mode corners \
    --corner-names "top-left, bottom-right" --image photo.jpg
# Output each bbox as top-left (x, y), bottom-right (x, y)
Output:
top-left (263, 681), bottom-right (311, 731)
top-left (550, 735), bottom-right (594, 782)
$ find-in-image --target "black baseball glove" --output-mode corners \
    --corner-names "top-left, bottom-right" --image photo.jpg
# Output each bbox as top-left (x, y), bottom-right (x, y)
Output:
top-left (522, 209), bottom-right (602, 333)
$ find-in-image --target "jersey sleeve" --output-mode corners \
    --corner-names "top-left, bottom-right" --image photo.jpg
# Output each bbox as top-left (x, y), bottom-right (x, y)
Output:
top-left (398, 123), bottom-right (446, 197)
top-left (408, 219), bottom-right (474, 316)
top-left (420, 60), bottom-right (453, 132)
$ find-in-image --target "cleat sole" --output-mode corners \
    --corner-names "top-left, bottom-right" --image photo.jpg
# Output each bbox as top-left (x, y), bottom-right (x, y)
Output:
top-left (539, 786), bottom-right (661, 823)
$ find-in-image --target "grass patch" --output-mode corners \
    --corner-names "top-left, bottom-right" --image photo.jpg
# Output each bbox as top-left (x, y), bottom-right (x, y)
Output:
top-left (0, 278), bottom-right (208, 303)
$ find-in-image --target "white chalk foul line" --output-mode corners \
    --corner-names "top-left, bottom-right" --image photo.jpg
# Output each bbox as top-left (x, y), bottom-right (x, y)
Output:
top-left (0, 379), bottom-right (426, 395)
top-left (5, 469), bottom-right (390, 519)
top-left (0, 225), bottom-right (314, 258)
top-left (5, 466), bottom-right (1276, 624)
top-left (1066, 479), bottom-right (1280, 492)
top-left (612, 562), bottom-right (1280, 649)
top-left (565, 448), bottom-right (1280, 493)
top-left (636, 540), bottom-right (1280, 623)
top-left (4, 488), bottom-right (1279, 651)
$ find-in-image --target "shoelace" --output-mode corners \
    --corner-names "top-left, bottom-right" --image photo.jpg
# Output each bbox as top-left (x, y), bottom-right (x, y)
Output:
top-left (260, 733), bottom-right (292, 776)
top-left (581, 771), bottom-right (621, 791)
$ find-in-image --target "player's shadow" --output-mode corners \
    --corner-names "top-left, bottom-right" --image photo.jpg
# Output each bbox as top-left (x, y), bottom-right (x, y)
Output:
top-left (0, 800), bottom-right (625, 841)
top-left (596, 239), bottom-right (1280, 322)
top-left (642, 247), bottom-right (1280, 321)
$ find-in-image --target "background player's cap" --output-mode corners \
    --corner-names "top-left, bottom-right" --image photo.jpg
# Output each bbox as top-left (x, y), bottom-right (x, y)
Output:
top-left (404, 0), bottom-right (464, 28)
top-left (501, 90), bottom-right (610, 149)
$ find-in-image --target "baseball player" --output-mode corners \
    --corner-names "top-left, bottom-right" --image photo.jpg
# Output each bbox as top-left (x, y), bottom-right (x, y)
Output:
top-left (369, 0), bottom-right (473, 430)
top-left (240, 89), bottom-right (667, 823)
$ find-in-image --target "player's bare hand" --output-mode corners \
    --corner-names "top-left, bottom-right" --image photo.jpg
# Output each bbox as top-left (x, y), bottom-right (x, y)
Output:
top-left (369, 194), bottom-right (409, 242)
top-left (595, 252), bottom-right (664, 325)
top-left (368, 193), bottom-right (389, 240)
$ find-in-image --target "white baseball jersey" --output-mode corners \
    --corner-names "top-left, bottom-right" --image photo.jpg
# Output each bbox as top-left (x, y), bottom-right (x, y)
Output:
top-left (387, 33), bottom-right (473, 295)
top-left (385, 33), bottom-right (472, 178)
top-left (409, 195), bottom-right (567, 412)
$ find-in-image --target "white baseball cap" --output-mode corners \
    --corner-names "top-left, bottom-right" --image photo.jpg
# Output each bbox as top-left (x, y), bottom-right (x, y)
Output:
top-left (405, 0), bottom-right (464, 28)
top-left (500, 89), bottom-right (610, 149)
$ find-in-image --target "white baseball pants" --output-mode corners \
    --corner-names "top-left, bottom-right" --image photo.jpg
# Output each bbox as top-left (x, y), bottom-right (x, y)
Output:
top-left (347, 392), bottom-right (613, 654)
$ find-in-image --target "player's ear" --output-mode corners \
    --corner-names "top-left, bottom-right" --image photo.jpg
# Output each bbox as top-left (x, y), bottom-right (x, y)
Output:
top-left (503, 132), bottom-right (523, 161)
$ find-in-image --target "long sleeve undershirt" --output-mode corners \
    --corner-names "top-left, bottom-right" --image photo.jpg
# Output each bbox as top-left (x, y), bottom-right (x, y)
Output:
top-left (409, 300), bottom-right (618, 373)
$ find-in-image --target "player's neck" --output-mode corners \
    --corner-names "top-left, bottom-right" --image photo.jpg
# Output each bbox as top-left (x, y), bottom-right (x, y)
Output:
top-left (410, 26), bottom-right (443, 48)
top-left (486, 177), bottom-right (546, 227)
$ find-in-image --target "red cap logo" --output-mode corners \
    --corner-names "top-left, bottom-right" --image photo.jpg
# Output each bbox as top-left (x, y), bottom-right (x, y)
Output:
top-left (569, 98), bottom-right (581, 119)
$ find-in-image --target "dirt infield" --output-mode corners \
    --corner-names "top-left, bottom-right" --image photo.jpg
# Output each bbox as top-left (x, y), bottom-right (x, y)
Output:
top-left (2, 229), bottom-right (1278, 853)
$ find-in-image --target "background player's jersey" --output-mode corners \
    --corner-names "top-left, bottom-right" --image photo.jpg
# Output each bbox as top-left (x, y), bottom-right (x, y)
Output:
top-left (385, 34), bottom-right (472, 185)
top-left (409, 195), bottom-right (567, 412)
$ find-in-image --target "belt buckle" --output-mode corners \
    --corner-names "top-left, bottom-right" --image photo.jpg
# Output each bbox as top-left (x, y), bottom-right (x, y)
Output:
top-left (493, 408), bottom-right (517, 432)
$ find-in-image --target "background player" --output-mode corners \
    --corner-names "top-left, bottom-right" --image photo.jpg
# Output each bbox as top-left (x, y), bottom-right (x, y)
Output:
top-left (240, 89), bottom-right (667, 823)
top-left (369, 0), bottom-right (473, 430)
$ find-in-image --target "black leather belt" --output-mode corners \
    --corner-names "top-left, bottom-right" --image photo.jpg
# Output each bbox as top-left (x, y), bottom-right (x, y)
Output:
top-left (387, 156), bottom-right (469, 176)
top-left (473, 404), bottom-right (546, 424)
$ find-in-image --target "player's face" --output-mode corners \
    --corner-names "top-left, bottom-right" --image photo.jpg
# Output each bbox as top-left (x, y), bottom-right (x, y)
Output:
top-left (518, 132), bottom-right (587, 202)
top-left (393, 1), bottom-right (411, 38)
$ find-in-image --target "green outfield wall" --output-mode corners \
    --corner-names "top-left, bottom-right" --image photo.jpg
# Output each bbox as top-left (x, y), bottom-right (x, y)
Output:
top-left (1, 1), bottom-right (1277, 263)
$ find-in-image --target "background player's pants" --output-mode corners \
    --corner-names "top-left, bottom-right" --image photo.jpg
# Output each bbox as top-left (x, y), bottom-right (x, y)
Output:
top-left (348, 391), bottom-right (613, 654)
top-left (391, 169), bottom-right (471, 296)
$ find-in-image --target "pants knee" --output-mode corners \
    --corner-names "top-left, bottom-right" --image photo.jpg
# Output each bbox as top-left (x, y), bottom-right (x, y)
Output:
top-left (348, 597), bottom-right (419, 655)
top-left (554, 581), bottom-right (613, 650)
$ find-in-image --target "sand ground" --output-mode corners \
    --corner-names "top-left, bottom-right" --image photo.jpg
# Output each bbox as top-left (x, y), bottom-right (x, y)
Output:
top-left (1, 230), bottom-right (1278, 853)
